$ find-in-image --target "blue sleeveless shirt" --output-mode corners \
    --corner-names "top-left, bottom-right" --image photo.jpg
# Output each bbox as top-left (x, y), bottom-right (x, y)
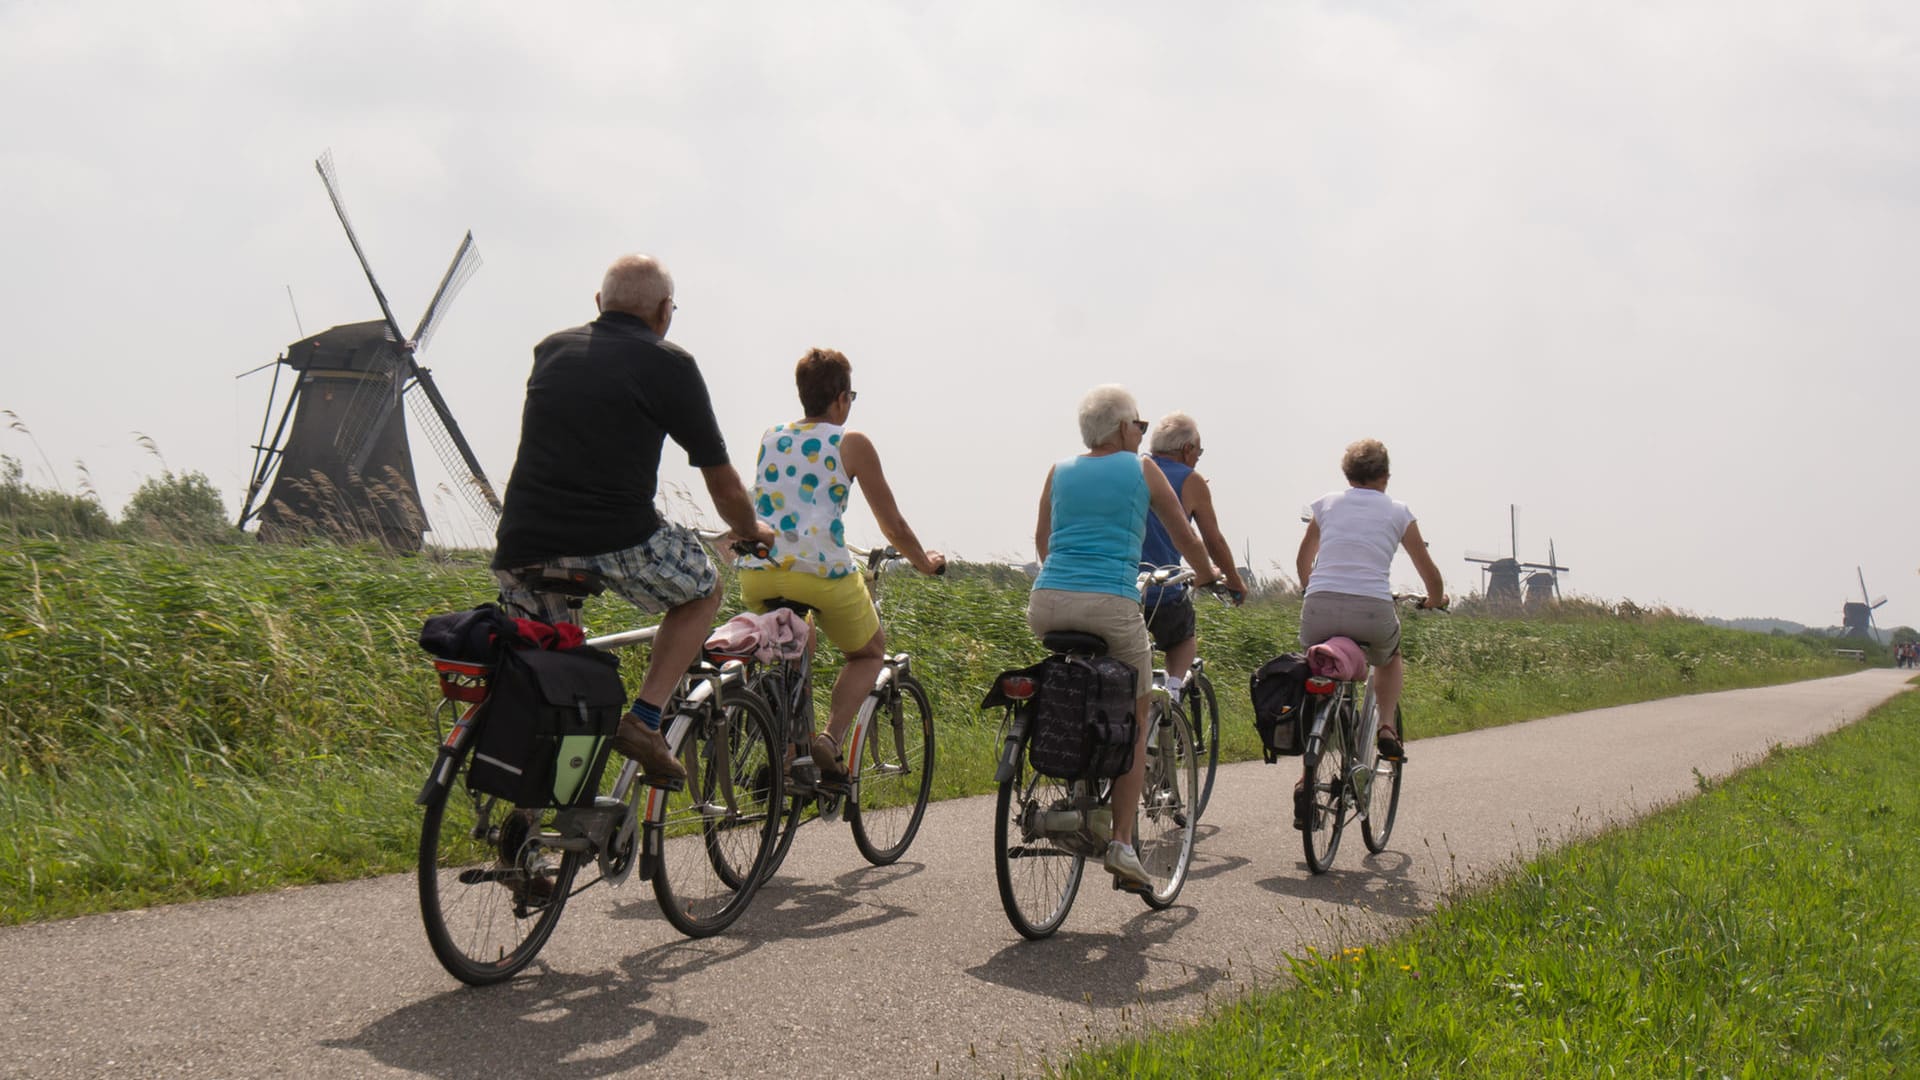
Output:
top-left (1138, 455), bottom-right (1192, 569)
top-left (1033, 452), bottom-right (1148, 599)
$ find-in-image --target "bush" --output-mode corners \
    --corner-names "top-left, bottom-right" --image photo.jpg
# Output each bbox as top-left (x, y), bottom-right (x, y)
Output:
top-left (0, 455), bottom-right (114, 540)
top-left (121, 471), bottom-right (238, 545)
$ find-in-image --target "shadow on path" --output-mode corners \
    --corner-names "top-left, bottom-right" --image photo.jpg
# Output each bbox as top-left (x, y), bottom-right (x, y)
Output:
top-left (965, 906), bottom-right (1227, 1007)
top-left (324, 935), bottom-right (753, 1079)
top-left (1254, 849), bottom-right (1426, 918)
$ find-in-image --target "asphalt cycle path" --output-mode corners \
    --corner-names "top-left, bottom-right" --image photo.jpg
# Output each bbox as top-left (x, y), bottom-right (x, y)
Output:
top-left (3, 668), bottom-right (1909, 1079)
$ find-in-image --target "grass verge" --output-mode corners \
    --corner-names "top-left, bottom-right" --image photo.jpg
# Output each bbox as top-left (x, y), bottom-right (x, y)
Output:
top-left (1061, 688), bottom-right (1920, 1078)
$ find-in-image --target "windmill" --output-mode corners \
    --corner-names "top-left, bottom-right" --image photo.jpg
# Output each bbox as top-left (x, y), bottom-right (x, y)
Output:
top-left (1841, 567), bottom-right (1887, 640)
top-left (1464, 504), bottom-right (1569, 609)
top-left (236, 152), bottom-right (500, 550)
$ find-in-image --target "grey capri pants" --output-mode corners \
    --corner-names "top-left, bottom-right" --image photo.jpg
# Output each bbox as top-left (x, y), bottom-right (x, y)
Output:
top-left (1298, 590), bottom-right (1401, 666)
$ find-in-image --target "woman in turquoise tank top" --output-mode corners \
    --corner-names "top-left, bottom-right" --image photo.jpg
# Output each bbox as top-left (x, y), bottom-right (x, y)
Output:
top-left (1029, 385), bottom-right (1219, 892)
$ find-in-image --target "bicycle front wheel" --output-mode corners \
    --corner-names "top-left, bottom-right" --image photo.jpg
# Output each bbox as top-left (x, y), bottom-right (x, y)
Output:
top-left (993, 730), bottom-right (1085, 939)
top-left (1183, 672), bottom-right (1220, 819)
top-left (1361, 705), bottom-right (1405, 854)
top-left (849, 674), bottom-right (936, 866)
top-left (1136, 702), bottom-right (1200, 909)
top-left (652, 685), bottom-right (783, 937)
top-left (418, 753), bottom-right (582, 986)
top-left (1301, 702), bottom-right (1348, 875)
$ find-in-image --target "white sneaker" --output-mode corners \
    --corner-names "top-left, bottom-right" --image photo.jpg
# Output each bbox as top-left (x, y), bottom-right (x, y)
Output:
top-left (1104, 840), bottom-right (1151, 892)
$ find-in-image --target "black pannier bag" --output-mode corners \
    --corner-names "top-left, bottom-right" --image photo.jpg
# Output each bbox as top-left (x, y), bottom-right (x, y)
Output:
top-left (467, 644), bottom-right (626, 807)
top-left (1028, 655), bottom-right (1138, 780)
top-left (1249, 652), bottom-right (1311, 761)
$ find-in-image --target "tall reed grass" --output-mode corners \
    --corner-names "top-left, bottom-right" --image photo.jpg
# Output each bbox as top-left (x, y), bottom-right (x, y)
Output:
top-left (0, 536), bottom-right (1858, 922)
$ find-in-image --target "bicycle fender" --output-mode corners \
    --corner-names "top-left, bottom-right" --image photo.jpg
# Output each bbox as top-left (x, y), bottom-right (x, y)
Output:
top-left (993, 704), bottom-right (1032, 784)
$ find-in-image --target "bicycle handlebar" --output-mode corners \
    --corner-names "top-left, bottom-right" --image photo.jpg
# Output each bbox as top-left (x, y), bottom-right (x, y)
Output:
top-left (1392, 592), bottom-right (1449, 611)
top-left (1138, 564), bottom-right (1238, 603)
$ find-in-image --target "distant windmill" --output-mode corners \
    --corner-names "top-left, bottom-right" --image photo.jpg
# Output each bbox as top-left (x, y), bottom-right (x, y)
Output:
top-left (1841, 567), bottom-right (1887, 640)
top-left (1465, 504), bottom-right (1569, 609)
top-left (236, 152), bottom-right (499, 550)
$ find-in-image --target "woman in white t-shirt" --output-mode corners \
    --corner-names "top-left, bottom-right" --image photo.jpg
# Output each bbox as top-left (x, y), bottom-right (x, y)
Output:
top-left (1294, 439), bottom-right (1448, 764)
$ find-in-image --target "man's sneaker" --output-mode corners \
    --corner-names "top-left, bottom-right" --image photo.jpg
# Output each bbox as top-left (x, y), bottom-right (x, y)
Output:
top-left (810, 732), bottom-right (849, 784)
top-left (1376, 725), bottom-right (1404, 761)
top-left (1104, 840), bottom-right (1152, 893)
top-left (1293, 778), bottom-right (1313, 830)
top-left (611, 713), bottom-right (687, 790)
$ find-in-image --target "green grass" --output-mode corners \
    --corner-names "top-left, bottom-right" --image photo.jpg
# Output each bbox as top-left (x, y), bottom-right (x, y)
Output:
top-left (0, 536), bottom-right (1861, 923)
top-left (1061, 688), bottom-right (1920, 1078)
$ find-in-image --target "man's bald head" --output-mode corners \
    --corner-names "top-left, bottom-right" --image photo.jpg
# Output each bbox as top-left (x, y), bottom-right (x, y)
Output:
top-left (597, 255), bottom-right (675, 327)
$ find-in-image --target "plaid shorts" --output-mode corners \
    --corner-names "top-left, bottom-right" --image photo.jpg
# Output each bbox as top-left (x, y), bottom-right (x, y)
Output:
top-left (494, 522), bottom-right (718, 625)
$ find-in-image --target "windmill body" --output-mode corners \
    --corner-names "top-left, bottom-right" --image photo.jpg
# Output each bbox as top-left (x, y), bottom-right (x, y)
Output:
top-left (1465, 505), bottom-right (1569, 611)
top-left (237, 153), bottom-right (499, 550)
top-left (1841, 567), bottom-right (1888, 641)
top-left (254, 321), bottom-right (426, 548)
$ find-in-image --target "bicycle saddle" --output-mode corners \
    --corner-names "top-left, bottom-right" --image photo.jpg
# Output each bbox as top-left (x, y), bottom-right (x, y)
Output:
top-left (509, 565), bottom-right (609, 598)
top-left (761, 597), bottom-right (818, 618)
top-left (1042, 630), bottom-right (1110, 656)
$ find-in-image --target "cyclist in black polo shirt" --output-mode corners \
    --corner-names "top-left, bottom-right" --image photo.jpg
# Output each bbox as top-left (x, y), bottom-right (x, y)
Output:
top-left (491, 254), bottom-right (774, 788)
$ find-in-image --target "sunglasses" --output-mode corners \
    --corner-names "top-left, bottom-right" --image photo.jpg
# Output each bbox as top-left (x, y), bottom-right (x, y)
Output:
top-left (1131, 419), bottom-right (1149, 434)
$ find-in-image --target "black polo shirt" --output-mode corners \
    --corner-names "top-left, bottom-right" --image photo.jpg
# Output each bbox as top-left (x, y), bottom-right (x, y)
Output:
top-left (491, 311), bottom-right (730, 567)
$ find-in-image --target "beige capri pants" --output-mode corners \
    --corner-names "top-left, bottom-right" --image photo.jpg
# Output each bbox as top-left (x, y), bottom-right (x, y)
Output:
top-left (1027, 588), bottom-right (1154, 697)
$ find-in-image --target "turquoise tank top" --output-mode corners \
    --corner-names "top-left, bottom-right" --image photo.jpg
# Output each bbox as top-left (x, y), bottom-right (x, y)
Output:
top-left (1033, 452), bottom-right (1149, 599)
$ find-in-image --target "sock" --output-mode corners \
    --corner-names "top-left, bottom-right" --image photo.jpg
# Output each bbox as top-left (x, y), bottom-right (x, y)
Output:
top-left (631, 698), bottom-right (663, 732)
top-left (1165, 675), bottom-right (1185, 696)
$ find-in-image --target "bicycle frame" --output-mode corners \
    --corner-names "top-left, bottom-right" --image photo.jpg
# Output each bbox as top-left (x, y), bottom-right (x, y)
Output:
top-left (1303, 677), bottom-right (1381, 823)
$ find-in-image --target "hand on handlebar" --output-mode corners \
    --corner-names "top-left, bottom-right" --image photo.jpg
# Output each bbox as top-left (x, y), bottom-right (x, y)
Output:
top-left (1421, 592), bottom-right (1450, 611)
top-left (918, 550), bottom-right (948, 577)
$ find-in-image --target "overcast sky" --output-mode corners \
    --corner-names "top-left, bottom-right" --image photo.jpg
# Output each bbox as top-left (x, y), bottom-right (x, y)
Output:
top-left (2, 1), bottom-right (1915, 629)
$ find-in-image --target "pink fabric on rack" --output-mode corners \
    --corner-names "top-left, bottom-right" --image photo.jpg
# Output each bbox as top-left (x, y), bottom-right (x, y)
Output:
top-left (1307, 636), bottom-right (1369, 681)
top-left (703, 608), bottom-right (811, 662)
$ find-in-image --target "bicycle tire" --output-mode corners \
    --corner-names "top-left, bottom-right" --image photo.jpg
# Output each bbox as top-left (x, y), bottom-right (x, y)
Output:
top-left (1182, 671), bottom-right (1220, 819)
top-left (1136, 700), bottom-right (1199, 909)
top-left (418, 752), bottom-right (582, 986)
top-left (993, 721), bottom-right (1085, 939)
top-left (1301, 696), bottom-right (1348, 875)
top-left (849, 674), bottom-right (936, 866)
top-left (743, 670), bottom-right (808, 888)
top-left (1361, 705), bottom-right (1404, 853)
top-left (652, 685), bottom-right (783, 937)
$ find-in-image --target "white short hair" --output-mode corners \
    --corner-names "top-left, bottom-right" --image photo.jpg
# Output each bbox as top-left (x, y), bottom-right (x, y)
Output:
top-left (1149, 411), bottom-right (1200, 454)
top-left (1077, 384), bottom-right (1139, 449)
top-left (599, 254), bottom-right (674, 317)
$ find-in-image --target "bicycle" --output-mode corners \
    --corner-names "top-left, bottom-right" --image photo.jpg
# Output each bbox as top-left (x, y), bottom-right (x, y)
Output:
top-left (1296, 594), bottom-right (1434, 874)
top-left (737, 544), bottom-right (938, 882)
top-left (986, 631), bottom-right (1200, 940)
top-left (1137, 564), bottom-right (1231, 820)
top-left (416, 535), bottom-right (785, 986)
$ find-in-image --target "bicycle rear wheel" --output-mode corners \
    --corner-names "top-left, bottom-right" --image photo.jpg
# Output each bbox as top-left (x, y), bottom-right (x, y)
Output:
top-left (652, 685), bottom-right (783, 937)
top-left (1182, 671), bottom-right (1220, 819)
top-left (849, 674), bottom-right (936, 866)
top-left (1301, 699), bottom-right (1348, 875)
top-left (993, 730), bottom-right (1085, 939)
top-left (1136, 702), bottom-right (1199, 909)
top-left (418, 754), bottom-right (582, 986)
top-left (1361, 705), bottom-right (1405, 853)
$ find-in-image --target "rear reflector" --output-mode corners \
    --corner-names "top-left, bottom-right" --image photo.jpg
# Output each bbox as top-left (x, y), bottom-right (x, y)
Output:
top-left (1304, 676), bottom-right (1337, 695)
top-left (1001, 675), bottom-right (1037, 700)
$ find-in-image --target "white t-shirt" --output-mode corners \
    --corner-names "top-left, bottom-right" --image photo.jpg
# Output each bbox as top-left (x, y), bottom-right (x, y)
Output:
top-left (1305, 487), bottom-right (1415, 601)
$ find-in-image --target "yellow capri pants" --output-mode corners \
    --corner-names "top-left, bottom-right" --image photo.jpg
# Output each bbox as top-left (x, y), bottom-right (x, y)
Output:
top-left (739, 568), bottom-right (881, 652)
